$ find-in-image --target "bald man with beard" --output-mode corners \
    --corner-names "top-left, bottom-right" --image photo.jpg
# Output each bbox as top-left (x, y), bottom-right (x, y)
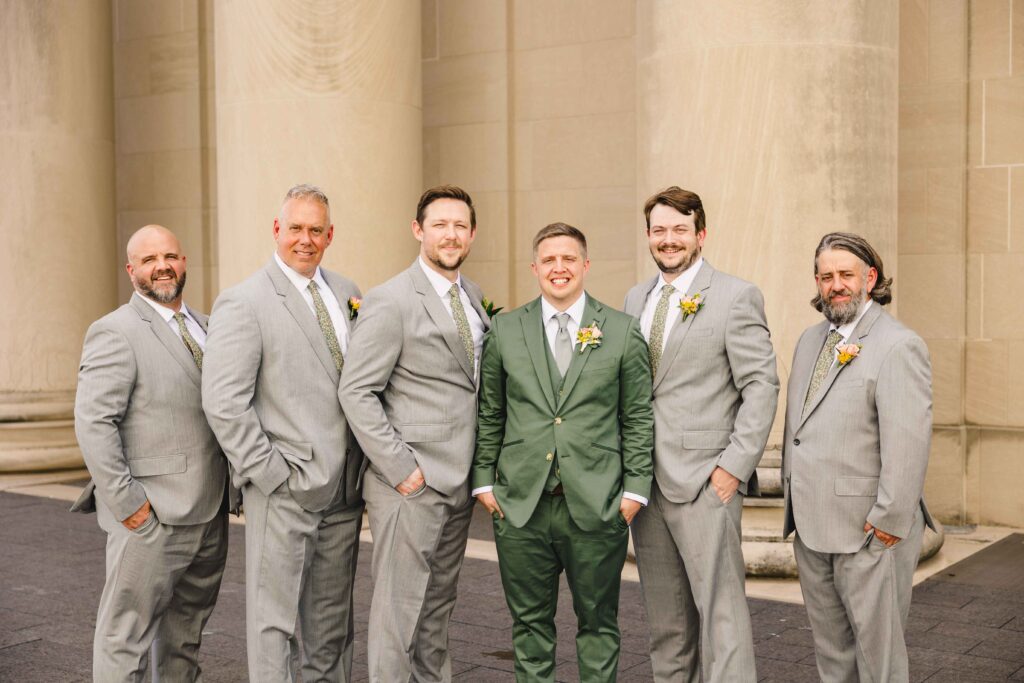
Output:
top-left (73, 225), bottom-right (232, 682)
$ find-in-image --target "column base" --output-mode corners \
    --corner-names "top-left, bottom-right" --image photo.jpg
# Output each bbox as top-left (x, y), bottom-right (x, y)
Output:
top-left (0, 392), bottom-right (83, 472)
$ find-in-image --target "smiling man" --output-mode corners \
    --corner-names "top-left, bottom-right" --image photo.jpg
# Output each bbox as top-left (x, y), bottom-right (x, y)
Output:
top-left (74, 225), bottom-right (231, 681)
top-left (202, 184), bottom-right (364, 681)
top-left (473, 222), bottom-right (653, 682)
top-left (782, 232), bottom-right (934, 682)
top-left (340, 185), bottom-right (490, 682)
top-left (623, 187), bottom-right (778, 682)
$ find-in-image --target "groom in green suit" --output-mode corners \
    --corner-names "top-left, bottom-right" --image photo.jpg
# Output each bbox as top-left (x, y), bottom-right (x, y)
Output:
top-left (473, 222), bottom-right (654, 682)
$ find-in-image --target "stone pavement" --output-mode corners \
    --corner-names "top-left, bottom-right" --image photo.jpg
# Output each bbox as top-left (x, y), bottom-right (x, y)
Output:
top-left (1, 490), bottom-right (1023, 681)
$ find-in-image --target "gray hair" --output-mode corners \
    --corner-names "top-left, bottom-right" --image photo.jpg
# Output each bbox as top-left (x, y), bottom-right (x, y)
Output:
top-left (283, 183), bottom-right (330, 209)
top-left (811, 231), bottom-right (893, 310)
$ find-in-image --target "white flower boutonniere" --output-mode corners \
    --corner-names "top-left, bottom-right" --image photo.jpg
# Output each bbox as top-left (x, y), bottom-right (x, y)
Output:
top-left (576, 321), bottom-right (603, 353)
top-left (679, 293), bottom-right (705, 320)
top-left (836, 343), bottom-right (862, 366)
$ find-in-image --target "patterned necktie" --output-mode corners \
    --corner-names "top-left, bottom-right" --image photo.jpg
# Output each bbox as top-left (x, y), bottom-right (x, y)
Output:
top-left (172, 312), bottom-right (203, 370)
top-left (307, 281), bottom-right (344, 372)
top-left (647, 284), bottom-right (676, 377)
top-left (554, 312), bottom-right (572, 377)
top-left (448, 283), bottom-right (475, 367)
top-left (802, 329), bottom-right (843, 416)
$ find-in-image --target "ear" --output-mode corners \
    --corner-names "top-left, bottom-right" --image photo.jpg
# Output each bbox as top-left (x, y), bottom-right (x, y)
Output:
top-left (411, 220), bottom-right (424, 242)
top-left (273, 218), bottom-right (282, 240)
top-left (125, 262), bottom-right (134, 277)
top-left (865, 266), bottom-right (878, 293)
top-left (325, 224), bottom-right (334, 246)
top-left (696, 228), bottom-right (707, 249)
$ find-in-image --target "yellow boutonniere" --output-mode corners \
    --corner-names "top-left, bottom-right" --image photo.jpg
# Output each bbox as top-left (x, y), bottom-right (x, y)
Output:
top-left (679, 293), bottom-right (704, 320)
top-left (348, 296), bottom-right (361, 320)
top-left (836, 343), bottom-right (862, 365)
top-left (576, 321), bottom-right (603, 353)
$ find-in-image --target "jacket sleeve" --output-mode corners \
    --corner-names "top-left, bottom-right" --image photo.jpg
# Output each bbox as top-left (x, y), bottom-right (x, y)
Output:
top-left (74, 323), bottom-right (148, 521)
top-left (472, 320), bottom-right (507, 490)
top-left (717, 284), bottom-right (780, 483)
top-left (618, 318), bottom-right (655, 500)
top-left (202, 290), bottom-right (290, 496)
top-left (867, 336), bottom-right (932, 538)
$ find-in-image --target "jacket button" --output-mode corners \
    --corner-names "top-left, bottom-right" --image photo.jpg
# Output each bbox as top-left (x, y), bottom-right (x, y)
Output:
top-left (546, 453), bottom-right (554, 461)
top-left (554, 417), bottom-right (562, 425)
top-left (793, 438), bottom-right (800, 446)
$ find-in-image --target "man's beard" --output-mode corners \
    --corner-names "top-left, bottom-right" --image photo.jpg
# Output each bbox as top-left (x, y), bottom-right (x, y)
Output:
top-left (821, 282), bottom-right (866, 326)
top-left (652, 245), bottom-right (699, 275)
top-left (135, 270), bottom-right (186, 304)
top-left (427, 244), bottom-right (468, 273)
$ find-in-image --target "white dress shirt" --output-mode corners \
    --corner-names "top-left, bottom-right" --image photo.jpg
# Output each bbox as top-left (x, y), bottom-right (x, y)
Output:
top-left (828, 299), bottom-right (873, 367)
top-left (274, 252), bottom-right (349, 354)
top-left (639, 257), bottom-right (704, 348)
top-left (417, 257), bottom-right (485, 372)
top-left (136, 293), bottom-right (207, 350)
top-left (474, 292), bottom-right (647, 506)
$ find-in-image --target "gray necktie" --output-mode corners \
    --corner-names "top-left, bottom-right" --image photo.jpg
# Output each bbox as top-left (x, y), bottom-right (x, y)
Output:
top-left (803, 329), bottom-right (843, 416)
top-left (307, 281), bottom-right (344, 372)
top-left (554, 312), bottom-right (572, 377)
top-left (648, 284), bottom-right (676, 377)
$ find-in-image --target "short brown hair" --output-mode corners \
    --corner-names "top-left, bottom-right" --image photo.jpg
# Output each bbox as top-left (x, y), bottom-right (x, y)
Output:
top-left (811, 232), bottom-right (894, 309)
top-left (416, 185), bottom-right (476, 229)
top-left (532, 222), bottom-right (587, 258)
top-left (643, 186), bottom-right (706, 233)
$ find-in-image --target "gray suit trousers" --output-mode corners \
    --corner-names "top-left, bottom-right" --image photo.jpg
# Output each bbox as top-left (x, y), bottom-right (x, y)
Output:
top-left (632, 481), bottom-right (756, 682)
top-left (363, 467), bottom-right (474, 683)
top-left (242, 483), bottom-right (363, 683)
top-left (93, 509), bottom-right (227, 682)
top-left (794, 509), bottom-right (925, 683)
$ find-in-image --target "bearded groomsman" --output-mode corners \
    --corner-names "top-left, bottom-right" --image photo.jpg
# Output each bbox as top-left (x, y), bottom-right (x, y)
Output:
top-left (783, 232), bottom-right (934, 682)
top-left (203, 185), bottom-right (364, 681)
top-left (474, 222), bottom-right (654, 682)
top-left (623, 187), bottom-right (779, 682)
top-left (339, 185), bottom-right (489, 682)
top-left (74, 225), bottom-right (231, 681)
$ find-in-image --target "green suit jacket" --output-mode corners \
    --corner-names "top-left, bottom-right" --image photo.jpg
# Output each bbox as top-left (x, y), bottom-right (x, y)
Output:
top-left (473, 294), bottom-right (654, 532)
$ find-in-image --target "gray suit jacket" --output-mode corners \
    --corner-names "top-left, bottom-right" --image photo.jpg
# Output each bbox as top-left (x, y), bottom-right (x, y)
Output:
top-left (624, 263), bottom-right (779, 502)
top-left (202, 259), bottom-right (363, 513)
top-left (72, 294), bottom-right (228, 530)
top-left (339, 261), bottom-right (490, 496)
top-left (782, 304), bottom-right (936, 553)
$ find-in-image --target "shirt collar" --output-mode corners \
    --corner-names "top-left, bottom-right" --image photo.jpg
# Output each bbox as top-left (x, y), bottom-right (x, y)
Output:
top-left (418, 256), bottom-right (462, 298)
top-left (274, 252), bottom-right (329, 293)
top-left (831, 299), bottom-right (873, 340)
top-left (653, 257), bottom-right (704, 297)
top-left (135, 291), bottom-right (190, 323)
top-left (540, 292), bottom-right (587, 325)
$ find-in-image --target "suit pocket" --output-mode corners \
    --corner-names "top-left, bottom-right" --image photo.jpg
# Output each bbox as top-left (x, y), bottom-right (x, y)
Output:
top-left (835, 476), bottom-right (879, 496)
top-left (590, 441), bottom-right (619, 455)
top-left (681, 430), bottom-right (731, 450)
top-left (397, 423), bottom-right (452, 443)
top-left (273, 439), bottom-right (313, 462)
top-left (502, 438), bottom-right (525, 448)
top-left (128, 454), bottom-right (186, 477)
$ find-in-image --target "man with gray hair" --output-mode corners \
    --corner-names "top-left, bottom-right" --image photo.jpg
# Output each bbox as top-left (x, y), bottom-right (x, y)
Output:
top-left (782, 231), bottom-right (935, 682)
top-left (203, 185), bottom-right (365, 681)
top-left (74, 224), bottom-right (231, 681)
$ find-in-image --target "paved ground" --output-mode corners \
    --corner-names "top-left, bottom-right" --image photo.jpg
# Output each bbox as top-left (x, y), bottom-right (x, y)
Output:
top-left (1, 490), bottom-right (1023, 681)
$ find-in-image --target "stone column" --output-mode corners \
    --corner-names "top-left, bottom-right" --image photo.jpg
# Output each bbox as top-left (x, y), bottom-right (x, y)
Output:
top-left (0, 1), bottom-right (117, 471)
top-left (214, 0), bottom-right (422, 291)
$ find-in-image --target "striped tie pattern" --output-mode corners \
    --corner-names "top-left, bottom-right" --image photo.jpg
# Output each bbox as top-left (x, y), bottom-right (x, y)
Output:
top-left (307, 281), bottom-right (344, 372)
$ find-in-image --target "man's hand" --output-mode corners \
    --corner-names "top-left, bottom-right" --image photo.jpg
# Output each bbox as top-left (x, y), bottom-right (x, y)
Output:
top-left (620, 497), bottom-right (643, 525)
top-left (396, 467), bottom-right (426, 496)
top-left (710, 466), bottom-right (740, 504)
top-left (476, 491), bottom-right (504, 519)
top-left (121, 500), bottom-right (152, 530)
top-left (864, 522), bottom-right (901, 548)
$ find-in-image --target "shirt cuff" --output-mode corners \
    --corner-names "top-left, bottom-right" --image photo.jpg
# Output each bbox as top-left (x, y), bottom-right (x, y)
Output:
top-left (471, 485), bottom-right (494, 497)
top-left (623, 491), bottom-right (648, 506)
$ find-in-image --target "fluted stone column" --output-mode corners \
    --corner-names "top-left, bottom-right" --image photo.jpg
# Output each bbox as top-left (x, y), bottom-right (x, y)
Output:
top-left (637, 1), bottom-right (941, 575)
top-left (214, 0), bottom-right (422, 290)
top-left (0, 1), bottom-right (117, 472)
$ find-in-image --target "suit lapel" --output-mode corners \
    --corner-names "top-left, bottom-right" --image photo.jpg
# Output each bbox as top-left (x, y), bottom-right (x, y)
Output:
top-left (653, 262), bottom-right (714, 391)
top-left (408, 263), bottom-right (475, 383)
top-left (266, 261), bottom-right (340, 384)
top-left (556, 295), bottom-right (604, 412)
top-left (186, 305), bottom-right (209, 333)
top-left (130, 294), bottom-right (201, 386)
top-left (626, 275), bottom-right (658, 318)
top-left (462, 276), bottom-right (492, 332)
top-left (520, 299), bottom-right (557, 413)
top-left (788, 322), bottom-right (828, 427)
top-left (798, 303), bottom-right (883, 427)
